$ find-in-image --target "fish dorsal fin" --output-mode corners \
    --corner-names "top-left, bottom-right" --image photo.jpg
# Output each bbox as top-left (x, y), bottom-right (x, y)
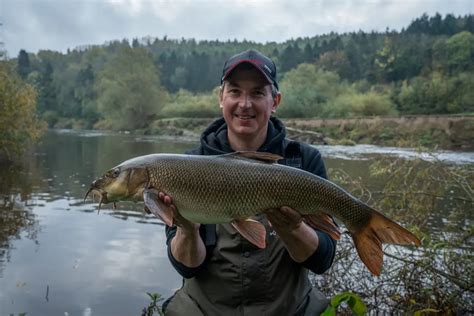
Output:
top-left (224, 151), bottom-right (283, 164)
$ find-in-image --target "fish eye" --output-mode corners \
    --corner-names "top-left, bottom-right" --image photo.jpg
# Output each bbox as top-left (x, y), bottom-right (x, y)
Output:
top-left (109, 168), bottom-right (120, 178)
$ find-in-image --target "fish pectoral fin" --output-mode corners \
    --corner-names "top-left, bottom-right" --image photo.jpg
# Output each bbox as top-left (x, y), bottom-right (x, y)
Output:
top-left (143, 189), bottom-right (174, 226)
top-left (231, 219), bottom-right (266, 249)
top-left (304, 213), bottom-right (342, 240)
top-left (224, 151), bottom-right (283, 164)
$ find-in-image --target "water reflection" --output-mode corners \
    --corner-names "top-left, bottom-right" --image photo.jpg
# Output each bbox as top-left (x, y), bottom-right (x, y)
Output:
top-left (0, 162), bottom-right (41, 279)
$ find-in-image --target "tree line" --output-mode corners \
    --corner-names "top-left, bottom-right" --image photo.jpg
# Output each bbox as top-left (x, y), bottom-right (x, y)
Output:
top-left (13, 13), bottom-right (474, 131)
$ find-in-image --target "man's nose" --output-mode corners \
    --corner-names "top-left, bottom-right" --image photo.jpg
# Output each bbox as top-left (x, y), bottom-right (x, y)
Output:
top-left (238, 94), bottom-right (251, 108)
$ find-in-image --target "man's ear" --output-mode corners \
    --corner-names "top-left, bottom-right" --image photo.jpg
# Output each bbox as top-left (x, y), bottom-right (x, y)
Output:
top-left (271, 92), bottom-right (282, 113)
top-left (218, 85), bottom-right (224, 108)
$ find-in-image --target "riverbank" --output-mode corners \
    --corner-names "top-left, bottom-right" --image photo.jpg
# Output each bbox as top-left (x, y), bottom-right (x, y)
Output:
top-left (143, 115), bottom-right (474, 151)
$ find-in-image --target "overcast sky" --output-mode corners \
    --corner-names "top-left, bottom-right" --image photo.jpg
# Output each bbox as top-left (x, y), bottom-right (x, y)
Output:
top-left (1, 0), bottom-right (473, 57)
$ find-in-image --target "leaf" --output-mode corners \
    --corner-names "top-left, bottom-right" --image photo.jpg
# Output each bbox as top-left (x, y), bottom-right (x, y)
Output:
top-left (414, 308), bottom-right (440, 316)
top-left (321, 292), bottom-right (367, 316)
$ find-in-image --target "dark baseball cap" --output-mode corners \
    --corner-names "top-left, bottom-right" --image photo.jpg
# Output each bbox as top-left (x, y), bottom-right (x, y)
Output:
top-left (221, 49), bottom-right (279, 90)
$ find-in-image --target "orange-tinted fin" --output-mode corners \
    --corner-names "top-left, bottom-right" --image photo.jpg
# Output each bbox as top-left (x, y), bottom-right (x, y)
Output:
top-left (224, 151), bottom-right (283, 163)
top-left (352, 211), bottom-right (421, 276)
top-left (304, 213), bottom-right (342, 240)
top-left (231, 219), bottom-right (266, 249)
top-left (143, 189), bottom-right (174, 226)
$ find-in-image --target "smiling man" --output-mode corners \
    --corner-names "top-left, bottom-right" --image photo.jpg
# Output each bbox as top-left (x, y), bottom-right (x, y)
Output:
top-left (162, 49), bottom-right (337, 316)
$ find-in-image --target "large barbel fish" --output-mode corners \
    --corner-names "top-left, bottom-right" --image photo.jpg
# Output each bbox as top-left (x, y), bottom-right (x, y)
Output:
top-left (85, 151), bottom-right (420, 275)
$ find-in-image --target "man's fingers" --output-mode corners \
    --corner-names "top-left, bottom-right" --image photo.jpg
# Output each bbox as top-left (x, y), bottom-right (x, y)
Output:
top-left (157, 191), bottom-right (173, 205)
top-left (279, 206), bottom-right (302, 222)
top-left (266, 206), bottom-right (303, 231)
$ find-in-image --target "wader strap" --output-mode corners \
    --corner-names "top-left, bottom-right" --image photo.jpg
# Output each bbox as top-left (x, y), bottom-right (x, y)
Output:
top-left (282, 140), bottom-right (302, 169)
top-left (204, 224), bottom-right (217, 247)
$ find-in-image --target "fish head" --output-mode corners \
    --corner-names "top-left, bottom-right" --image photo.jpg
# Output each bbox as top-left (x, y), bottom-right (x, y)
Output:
top-left (84, 165), bottom-right (149, 207)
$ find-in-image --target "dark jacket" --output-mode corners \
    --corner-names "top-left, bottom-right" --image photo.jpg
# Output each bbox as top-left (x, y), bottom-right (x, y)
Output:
top-left (164, 117), bottom-right (336, 316)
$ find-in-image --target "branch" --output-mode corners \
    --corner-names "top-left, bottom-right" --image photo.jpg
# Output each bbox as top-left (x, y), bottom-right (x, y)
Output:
top-left (383, 251), bottom-right (473, 292)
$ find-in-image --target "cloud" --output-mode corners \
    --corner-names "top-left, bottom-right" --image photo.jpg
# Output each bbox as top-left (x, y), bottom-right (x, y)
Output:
top-left (2, 0), bottom-right (473, 57)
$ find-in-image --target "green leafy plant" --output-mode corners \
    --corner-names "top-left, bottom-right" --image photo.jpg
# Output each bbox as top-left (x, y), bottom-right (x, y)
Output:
top-left (321, 292), bottom-right (367, 316)
top-left (141, 292), bottom-right (164, 316)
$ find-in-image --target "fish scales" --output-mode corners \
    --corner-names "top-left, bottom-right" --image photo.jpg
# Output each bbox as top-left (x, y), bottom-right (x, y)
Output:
top-left (144, 155), bottom-right (371, 228)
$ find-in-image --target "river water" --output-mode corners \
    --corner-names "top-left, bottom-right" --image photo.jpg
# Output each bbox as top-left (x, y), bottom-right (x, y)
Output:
top-left (0, 130), bottom-right (472, 315)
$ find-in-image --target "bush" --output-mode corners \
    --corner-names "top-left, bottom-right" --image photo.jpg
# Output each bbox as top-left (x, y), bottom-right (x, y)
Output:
top-left (327, 91), bottom-right (397, 117)
top-left (0, 62), bottom-right (45, 161)
top-left (160, 88), bottom-right (220, 118)
top-left (316, 157), bottom-right (473, 314)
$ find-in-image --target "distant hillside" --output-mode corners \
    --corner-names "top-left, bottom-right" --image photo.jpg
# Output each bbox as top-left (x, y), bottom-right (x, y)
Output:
top-left (12, 13), bottom-right (474, 129)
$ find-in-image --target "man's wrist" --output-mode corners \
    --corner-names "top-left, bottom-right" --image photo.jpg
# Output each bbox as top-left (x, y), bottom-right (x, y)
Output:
top-left (176, 225), bottom-right (200, 239)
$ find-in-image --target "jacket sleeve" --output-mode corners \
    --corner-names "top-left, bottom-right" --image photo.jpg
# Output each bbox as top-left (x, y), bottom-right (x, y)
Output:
top-left (299, 145), bottom-right (337, 274)
top-left (166, 224), bottom-right (211, 278)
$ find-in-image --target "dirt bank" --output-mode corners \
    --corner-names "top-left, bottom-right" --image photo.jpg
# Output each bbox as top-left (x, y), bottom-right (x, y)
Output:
top-left (148, 115), bottom-right (474, 151)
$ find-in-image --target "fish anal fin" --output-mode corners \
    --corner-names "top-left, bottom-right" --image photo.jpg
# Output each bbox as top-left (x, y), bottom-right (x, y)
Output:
top-left (231, 219), bottom-right (266, 248)
top-left (353, 211), bottom-right (421, 276)
top-left (224, 151), bottom-right (283, 163)
top-left (143, 189), bottom-right (174, 226)
top-left (304, 213), bottom-right (342, 240)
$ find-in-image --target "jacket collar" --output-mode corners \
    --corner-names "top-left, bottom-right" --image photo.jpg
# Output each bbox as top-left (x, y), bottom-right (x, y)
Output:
top-left (199, 117), bottom-right (287, 155)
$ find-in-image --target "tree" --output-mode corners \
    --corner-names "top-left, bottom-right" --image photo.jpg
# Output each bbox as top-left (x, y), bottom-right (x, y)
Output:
top-left (278, 63), bottom-right (343, 118)
top-left (95, 46), bottom-right (169, 130)
top-left (37, 61), bottom-right (57, 114)
top-left (316, 51), bottom-right (352, 79)
top-left (433, 31), bottom-right (474, 74)
top-left (0, 61), bottom-right (45, 161)
top-left (17, 49), bottom-right (31, 79)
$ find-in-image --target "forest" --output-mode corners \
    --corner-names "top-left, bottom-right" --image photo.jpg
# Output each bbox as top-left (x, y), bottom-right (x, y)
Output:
top-left (9, 12), bottom-right (474, 132)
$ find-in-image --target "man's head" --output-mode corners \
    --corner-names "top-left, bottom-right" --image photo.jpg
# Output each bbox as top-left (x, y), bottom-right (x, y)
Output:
top-left (221, 49), bottom-right (279, 92)
top-left (219, 50), bottom-right (282, 146)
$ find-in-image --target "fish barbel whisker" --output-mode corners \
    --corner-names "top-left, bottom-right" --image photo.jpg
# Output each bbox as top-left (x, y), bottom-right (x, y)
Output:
top-left (83, 187), bottom-right (93, 204)
top-left (98, 194), bottom-right (104, 214)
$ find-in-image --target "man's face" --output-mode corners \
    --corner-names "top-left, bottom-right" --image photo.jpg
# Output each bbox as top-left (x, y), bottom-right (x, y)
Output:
top-left (219, 65), bottom-right (280, 141)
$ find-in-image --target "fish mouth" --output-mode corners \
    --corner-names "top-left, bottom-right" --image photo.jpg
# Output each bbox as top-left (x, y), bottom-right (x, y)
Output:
top-left (84, 187), bottom-right (110, 213)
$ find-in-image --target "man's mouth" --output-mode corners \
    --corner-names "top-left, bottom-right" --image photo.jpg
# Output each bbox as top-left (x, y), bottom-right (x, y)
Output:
top-left (234, 113), bottom-right (256, 120)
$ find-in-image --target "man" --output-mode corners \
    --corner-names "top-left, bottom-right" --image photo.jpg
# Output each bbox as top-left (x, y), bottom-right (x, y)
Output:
top-left (161, 49), bottom-right (336, 315)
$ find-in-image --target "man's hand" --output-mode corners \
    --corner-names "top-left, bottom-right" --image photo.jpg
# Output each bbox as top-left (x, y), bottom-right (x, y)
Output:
top-left (265, 206), bottom-right (303, 232)
top-left (157, 192), bottom-right (200, 233)
top-left (264, 206), bottom-right (319, 263)
top-left (157, 191), bottom-right (205, 268)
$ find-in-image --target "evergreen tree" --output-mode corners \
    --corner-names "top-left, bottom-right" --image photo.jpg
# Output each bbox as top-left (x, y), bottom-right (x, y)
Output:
top-left (17, 49), bottom-right (31, 80)
top-left (132, 38), bottom-right (140, 48)
top-left (37, 61), bottom-right (57, 114)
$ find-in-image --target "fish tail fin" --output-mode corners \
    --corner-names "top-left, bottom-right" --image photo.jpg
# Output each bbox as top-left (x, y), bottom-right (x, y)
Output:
top-left (352, 210), bottom-right (421, 276)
